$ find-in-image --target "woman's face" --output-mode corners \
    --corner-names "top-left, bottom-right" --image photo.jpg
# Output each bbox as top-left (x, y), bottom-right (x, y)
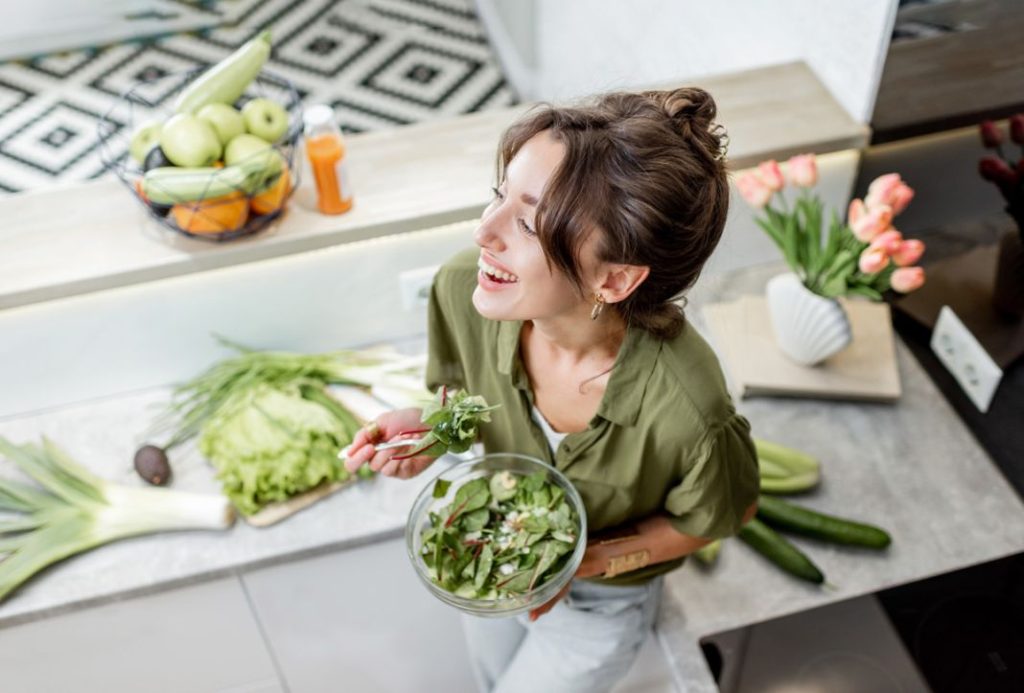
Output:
top-left (472, 130), bottom-right (596, 322)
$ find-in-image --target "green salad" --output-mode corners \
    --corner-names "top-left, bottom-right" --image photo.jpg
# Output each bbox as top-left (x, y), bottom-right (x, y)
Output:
top-left (420, 470), bottom-right (581, 599)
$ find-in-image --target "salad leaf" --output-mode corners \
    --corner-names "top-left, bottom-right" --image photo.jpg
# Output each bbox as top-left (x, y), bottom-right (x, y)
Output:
top-left (395, 388), bottom-right (499, 460)
top-left (198, 383), bottom-right (361, 515)
top-left (420, 470), bottom-right (580, 599)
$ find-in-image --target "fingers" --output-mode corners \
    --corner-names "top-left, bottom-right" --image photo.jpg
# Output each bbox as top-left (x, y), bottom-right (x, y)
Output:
top-left (343, 421), bottom-right (384, 473)
top-left (528, 583), bottom-right (570, 621)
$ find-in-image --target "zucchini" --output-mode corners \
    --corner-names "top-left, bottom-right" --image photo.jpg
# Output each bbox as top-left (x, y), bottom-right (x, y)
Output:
top-left (757, 494), bottom-right (891, 549)
top-left (754, 439), bottom-right (820, 475)
top-left (739, 518), bottom-right (824, 584)
top-left (693, 539), bottom-right (721, 566)
top-left (174, 31), bottom-right (272, 114)
top-left (141, 153), bottom-right (282, 205)
top-left (760, 471), bottom-right (819, 494)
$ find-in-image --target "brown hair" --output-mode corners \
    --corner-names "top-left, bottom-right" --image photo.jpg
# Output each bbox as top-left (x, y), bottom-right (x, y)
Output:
top-left (497, 87), bottom-right (729, 340)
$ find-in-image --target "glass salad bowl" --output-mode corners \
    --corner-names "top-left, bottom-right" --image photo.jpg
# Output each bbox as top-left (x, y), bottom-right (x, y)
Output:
top-left (406, 453), bottom-right (587, 618)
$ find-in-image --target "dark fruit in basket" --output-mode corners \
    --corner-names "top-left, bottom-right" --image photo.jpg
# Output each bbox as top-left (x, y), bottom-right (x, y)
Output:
top-left (135, 148), bottom-right (174, 217)
top-left (134, 444), bottom-right (172, 486)
top-left (133, 178), bottom-right (172, 218)
top-left (143, 145), bottom-right (174, 172)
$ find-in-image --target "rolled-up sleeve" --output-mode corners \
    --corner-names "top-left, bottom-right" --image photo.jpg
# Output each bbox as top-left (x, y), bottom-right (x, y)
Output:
top-left (664, 412), bottom-right (759, 539)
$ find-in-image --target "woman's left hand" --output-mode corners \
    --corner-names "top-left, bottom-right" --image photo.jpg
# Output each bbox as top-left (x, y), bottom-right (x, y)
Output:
top-left (527, 542), bottom-right (606, 621)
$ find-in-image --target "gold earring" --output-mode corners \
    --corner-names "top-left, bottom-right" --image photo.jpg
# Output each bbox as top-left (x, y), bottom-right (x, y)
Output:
top-left (590, 293), bottom-right (605, 320)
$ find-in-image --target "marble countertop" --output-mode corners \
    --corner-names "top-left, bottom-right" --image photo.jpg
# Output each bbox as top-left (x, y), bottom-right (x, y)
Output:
top-left (0, 386), bottom-right (454, 628)
top-left (1, 263), bottom-right (1022, 693)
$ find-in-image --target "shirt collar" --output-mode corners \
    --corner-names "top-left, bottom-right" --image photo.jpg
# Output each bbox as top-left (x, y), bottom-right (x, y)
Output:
top-left (495, 318), bottom-right (660, 427)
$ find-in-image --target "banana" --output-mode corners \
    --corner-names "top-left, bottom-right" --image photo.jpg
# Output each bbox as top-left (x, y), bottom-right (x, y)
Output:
top-left (174, 31), bottom-right (273, 114)
top-left (142, 151), bottom-right (283, 205)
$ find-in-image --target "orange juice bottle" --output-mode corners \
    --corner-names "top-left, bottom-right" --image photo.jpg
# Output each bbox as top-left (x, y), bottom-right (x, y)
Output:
top-left (303, 104), bottom-right (353, 215)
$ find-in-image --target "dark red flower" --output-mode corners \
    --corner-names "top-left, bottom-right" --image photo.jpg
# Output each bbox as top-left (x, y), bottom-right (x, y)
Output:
top-left (980, 120), bottom-right (1004, 148)
top-left (979, 156), bottom-right (1019, 198)
top-left (1011, 114), bottom-right (1024, 145)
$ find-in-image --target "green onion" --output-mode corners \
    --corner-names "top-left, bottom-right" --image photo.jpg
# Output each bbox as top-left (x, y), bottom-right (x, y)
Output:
top-left (0, 436), bottom-right (234, 603)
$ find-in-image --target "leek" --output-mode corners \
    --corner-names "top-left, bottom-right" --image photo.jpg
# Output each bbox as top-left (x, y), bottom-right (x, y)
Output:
top-left (0, 436), bottom-right (234, 603)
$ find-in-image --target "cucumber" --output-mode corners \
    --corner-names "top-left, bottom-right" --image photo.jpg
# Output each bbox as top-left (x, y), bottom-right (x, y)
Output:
top-left (739, 518), bottom-right (824, 584)
top-left (760, 471), bottom-right (819, 494)
top-left (174, 31), bottom-right (272, 114)
top-left (757, 494), bottom-right (891, 549)
top-left (693, 539), bottom-right (721, 566)
top-left (141, 154), bottom-right (282, 205)
top-left (754, 439), bottom-right (820, 475)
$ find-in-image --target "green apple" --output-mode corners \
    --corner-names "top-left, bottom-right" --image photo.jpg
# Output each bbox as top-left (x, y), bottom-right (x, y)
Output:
top-left (224, 133), bottom-right (284, 191)
top-left (241, 97), bottom-right (290, 143)
top-left (196, 103), bottom-right (246, 146)
top-left (129, 119), bottom-right (163, 164)
top-left (159, 113), bottom-right (222, 168)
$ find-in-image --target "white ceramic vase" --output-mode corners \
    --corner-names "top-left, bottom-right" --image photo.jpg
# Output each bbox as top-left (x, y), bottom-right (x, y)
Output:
top-left (766, 273), bottom-right (852, 366)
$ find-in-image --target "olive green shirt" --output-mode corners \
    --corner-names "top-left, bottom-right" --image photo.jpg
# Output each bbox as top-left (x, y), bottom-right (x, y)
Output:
top-left (425, 248), bottom-right (759, 585)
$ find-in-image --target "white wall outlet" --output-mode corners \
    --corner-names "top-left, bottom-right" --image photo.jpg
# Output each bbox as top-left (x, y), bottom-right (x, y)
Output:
top-left (930, 306), bottom-right (1003, 413)
top-left (398, 265), bottom-right (440, 311)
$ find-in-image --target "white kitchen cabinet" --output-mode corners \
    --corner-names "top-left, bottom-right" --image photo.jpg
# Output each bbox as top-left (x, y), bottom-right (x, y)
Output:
top-left (0, 578), bottom-right (283, 693)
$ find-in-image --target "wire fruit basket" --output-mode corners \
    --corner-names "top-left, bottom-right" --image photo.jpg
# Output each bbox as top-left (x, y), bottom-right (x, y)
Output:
top-left (97, 68), bottom-right (303, 242)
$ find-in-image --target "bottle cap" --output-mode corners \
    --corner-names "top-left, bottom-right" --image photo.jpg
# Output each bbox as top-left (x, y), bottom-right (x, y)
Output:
top-left (303, 104), bottom-right (336, 127)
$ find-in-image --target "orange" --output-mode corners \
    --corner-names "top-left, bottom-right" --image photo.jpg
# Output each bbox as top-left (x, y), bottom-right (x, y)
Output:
top-left (171, 192), bottom-right (249, 234)
top-left (250, 165), bottom-right (291, 215)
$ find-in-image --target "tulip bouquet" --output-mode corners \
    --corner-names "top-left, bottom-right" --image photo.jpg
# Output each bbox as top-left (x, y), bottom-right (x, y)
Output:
top-left (737, 155), bottom-right (926, 300)
top-left (978, 115), bottom-right (1024, 236)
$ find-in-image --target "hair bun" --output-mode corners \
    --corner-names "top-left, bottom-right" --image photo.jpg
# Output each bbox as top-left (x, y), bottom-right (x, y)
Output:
top-left (646, 87), bottom-right (727, 163)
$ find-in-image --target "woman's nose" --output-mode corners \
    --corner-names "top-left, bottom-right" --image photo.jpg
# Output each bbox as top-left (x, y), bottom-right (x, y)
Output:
top-left (473, 206), bottom-right (507, 251)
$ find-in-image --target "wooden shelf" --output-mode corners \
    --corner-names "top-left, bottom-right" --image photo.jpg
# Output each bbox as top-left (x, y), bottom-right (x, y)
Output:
top-left (0, 61), bottom-right (868, 311)
top-left (872, 0), bottom-right (1024, 143)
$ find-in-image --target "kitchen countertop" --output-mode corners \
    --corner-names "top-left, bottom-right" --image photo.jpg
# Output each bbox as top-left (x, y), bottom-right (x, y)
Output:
top-left (655, 264), bottom-right (1024, 692)
top-left (2, 263), bottom-right (1020, 691)
top-left (0, 61), bottom-right (867, 312)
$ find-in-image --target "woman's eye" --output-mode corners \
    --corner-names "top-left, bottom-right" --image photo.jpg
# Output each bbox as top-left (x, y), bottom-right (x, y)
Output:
top-left (491, 186), bottom-right (504, 201)
top-left (518, 218), bottom-right (536, 236)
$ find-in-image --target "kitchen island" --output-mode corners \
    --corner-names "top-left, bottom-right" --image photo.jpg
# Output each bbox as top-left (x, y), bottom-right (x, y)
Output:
top-left (1, 262), bottom-right (1022, 691)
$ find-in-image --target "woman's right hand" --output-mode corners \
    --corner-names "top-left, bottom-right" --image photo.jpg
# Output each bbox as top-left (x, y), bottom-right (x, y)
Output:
top-left (343, 407), bottom-right (436, 480)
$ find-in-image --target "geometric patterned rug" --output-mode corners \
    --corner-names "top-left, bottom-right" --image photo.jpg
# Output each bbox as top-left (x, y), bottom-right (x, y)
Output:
top-left (0, 0), bottom-right (517, 194)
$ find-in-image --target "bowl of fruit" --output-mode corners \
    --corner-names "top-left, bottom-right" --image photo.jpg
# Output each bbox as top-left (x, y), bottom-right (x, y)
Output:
top-left (406, 453), bottom-right (587, 618)
top-left (97, 31), bottom-right (302, 241)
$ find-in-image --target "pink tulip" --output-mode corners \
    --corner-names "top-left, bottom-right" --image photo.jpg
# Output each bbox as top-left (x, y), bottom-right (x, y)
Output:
top-left (757, 160), bottom-right (785, 192)
top-left (869, 229), bottom-right (904, 255)
top-left (787, 154), bottom-right (818, 187)
top-left (851, 205), bottom-right (893, 242)
top-left (858, 246), bottom-right (890, 274)
top-left (736, 171), bottom-right (773, 208)
top-left (892, 239), bottom-right (925, 267)
top-left (865, 173), bottom-right (914, 215)
top-left (888, 182), bottom-right (914, 215)
top-left (848, 198), bottom-right (866, 226)
top-left (890, 267), bottom-right (926, 293)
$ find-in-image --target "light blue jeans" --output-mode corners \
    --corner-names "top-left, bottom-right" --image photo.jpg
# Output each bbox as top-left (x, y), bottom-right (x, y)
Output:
top-left (460, 577), bottom-right (663, 693)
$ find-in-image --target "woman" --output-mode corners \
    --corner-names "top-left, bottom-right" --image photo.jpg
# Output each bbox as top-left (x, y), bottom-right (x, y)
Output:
top-left (345, 87), bottom-right (759, 692)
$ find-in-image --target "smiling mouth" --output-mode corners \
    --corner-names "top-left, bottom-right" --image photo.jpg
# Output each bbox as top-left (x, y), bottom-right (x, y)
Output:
top-left (478, 257), bottom-right (520, 284)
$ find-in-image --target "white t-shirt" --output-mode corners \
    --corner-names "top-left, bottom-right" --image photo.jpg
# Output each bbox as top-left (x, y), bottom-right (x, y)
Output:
top-left (531, 404), bottom-right (569, 454)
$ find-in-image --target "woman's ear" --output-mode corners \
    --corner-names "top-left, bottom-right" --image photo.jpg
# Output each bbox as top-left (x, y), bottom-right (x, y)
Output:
top-left (598, 264), bottom-right (650, 304)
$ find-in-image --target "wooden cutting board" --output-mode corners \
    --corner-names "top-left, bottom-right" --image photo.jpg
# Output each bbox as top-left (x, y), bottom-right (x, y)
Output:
top-left (241, 385), bottom-right (394, 527)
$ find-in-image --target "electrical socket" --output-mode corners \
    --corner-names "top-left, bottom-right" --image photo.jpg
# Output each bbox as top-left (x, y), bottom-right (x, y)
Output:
top-left (930, 306), bottom-right (1003, 413)
top-left (398, 265), bottom-right (439, 311)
